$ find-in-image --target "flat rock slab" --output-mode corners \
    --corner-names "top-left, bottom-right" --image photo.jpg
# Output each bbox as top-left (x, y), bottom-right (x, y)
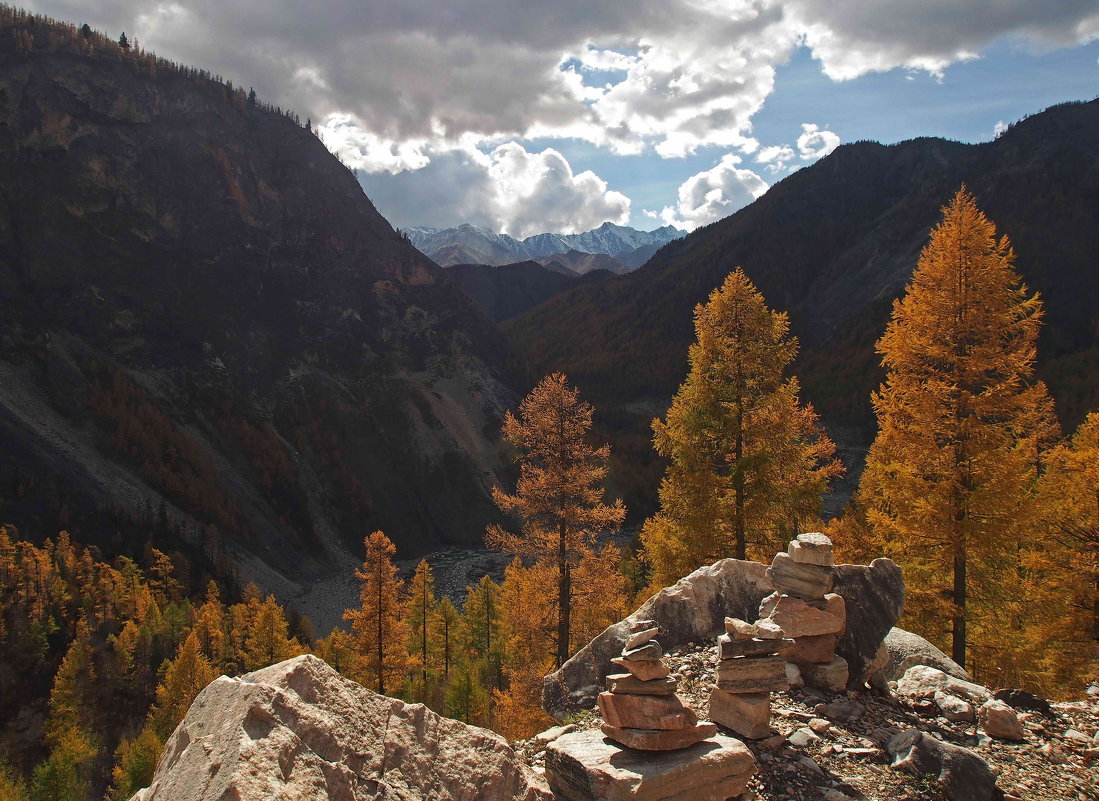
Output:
top-left (716, 654), bottom-right (789, 692)
top-left (546, 729), bottom-right (756, 801)
top-left (764, 595), bottom-right (844, 638)
top-left (611, 658), bottom-right (671, 681)
top-left (709, 690), bottom-right (771, 739)
top-left (768, 553), bottom-right (834, 599)
top-left (600, 723), bottom-right (717, 751)
top-left (598, 692), bottom-right (697, 730)
top-left (606, 674), bottom-right (677, 695)
top-left (717, 633), bottom-right (793, 659)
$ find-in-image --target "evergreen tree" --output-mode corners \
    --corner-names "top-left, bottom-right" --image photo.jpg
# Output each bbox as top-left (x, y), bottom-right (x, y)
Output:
top-left (461, 575), bottom-right (503, 690)
top-left (118, 31), bottom-right (129, 51)
top-left (436, 597), bottom-right (460, 678)
top-left (641, 268), bottom-right (842, 586)
top-left (487, 373), bottom-right (625, 666)
top-left (405, 560), bottom-right (438, 700)
top-left (858, 187), bottom-right (1054, 669)
top-left (148, 631), bottom-right (217, 739)
top-left (343, 531), bottom-right (409, 694)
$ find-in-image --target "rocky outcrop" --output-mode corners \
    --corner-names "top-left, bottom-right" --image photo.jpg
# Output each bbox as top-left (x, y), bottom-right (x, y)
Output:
top-left (880, 627), bottom-right (970, 682)
top-left (130, 655), bottom-right (548, 801)
top-left (542, 559), bottom-right (773, 720)
top-left (544, 554), bottom-right (905, 719)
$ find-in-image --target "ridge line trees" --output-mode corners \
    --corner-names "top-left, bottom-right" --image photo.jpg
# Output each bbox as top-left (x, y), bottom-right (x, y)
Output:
top-left (487, 373), bottom-right (625, 667)
top-left (344, 531), bottom-right (409, 694)
top-left (641, 268), bottom-right (842, 587)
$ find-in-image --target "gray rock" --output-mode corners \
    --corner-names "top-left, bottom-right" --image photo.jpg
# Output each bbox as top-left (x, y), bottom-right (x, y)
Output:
top-left (978, 700), bottom-right (1024, 741)
top-left (886, 729), bottom-right (1004, 801)
top-left (881, 627), bottom-right (970, 682)
top-left (992, 688), bottom-right (1052, 718)
top-left (934, 691), bottom-right (976, 723)
top-left (832, 559), bottom-right (905, 689)
top-left (130, 655), bottom-right (549, 801)
top-left (814, 699), bottom-right (865, 723)
top-left (788, 727), bottom-right (820, 747)
top-left (543, 559), bottom-right (773, 720)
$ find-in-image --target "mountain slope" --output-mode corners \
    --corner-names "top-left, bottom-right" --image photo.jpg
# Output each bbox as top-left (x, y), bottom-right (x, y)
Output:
top-left (447, 261), bottom-right (615, 322)
top-left (0, 12), bottom-right (517, 628)
top-left (505, 100), bottom-right (1099, 518)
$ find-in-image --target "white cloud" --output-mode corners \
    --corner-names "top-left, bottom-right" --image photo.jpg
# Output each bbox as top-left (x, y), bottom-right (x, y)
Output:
top-left (659, 154), bottom-right (769, 231)
top-left (355, 141), bottom-right (629, 237)
top-left (755, 143), bottom-right (797, 172)
top-left (796, 123), bottom-right (841, 159)
top-left (993, 119), bottom-right (1009, 138)
top-left (25, 0), bottom-right (1099, 231)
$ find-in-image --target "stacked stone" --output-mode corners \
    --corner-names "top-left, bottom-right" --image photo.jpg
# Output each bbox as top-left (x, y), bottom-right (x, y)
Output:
top-left (761, 532), bottom-right (848, 692)
top-left (707, 616), bottom-right (793, 739)
top-left (598, 619), bottom-right (718, 750)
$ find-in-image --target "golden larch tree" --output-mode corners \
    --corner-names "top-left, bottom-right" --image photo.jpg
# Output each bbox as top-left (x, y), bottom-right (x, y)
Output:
top-left (405, 559), bottom-right (439, 701)
top-left (1026, 411), bottom-right (1099, 690)
top-left (858, 186), bottom-right (1054, 670)
top-left (344, 530), bottom-right (410, 695)
top-left (641, 268), bottom-right (842, 586)
top-left (487, 373), bottom-right (626, 667)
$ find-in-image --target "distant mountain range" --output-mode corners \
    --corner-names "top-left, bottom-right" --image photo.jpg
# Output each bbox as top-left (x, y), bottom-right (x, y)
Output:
top-left (406, 221), bottom-right (684, 272)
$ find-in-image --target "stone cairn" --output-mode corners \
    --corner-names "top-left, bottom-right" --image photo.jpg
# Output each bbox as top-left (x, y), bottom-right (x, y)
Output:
top-left (760, 532), bottom-right (848, 692)
top-left (598, 619), bottom-right (718, 750)
top-left (708, 616), bottom-right (793, 739)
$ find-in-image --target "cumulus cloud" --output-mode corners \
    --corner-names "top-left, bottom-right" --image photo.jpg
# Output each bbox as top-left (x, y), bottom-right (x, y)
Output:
top-left (658, 155), bottom-right (768, 231)
top-left (355, 141), bottom-right (629, 237)
top-left (796, 123), bottom-right (841, 159)
top-left (755, 143), bottom-right (797, 172)
top-left (26, 0), bottom-right (1099, 230)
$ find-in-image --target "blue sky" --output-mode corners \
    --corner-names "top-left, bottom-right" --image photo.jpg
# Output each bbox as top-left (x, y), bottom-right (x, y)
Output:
top-left (516, 39), bottom-right (1099, 230)
top-left (26, 0), bottom-right (1099, 235)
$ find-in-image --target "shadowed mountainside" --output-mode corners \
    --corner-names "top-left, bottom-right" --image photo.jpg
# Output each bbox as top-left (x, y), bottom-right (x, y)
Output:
top-left (0, 11), bottom-right (518, 628)
top-left (506, 99), bottom-right (1099, 519)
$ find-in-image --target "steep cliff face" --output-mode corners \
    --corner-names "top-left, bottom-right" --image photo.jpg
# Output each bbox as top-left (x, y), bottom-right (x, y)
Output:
top-left (0, 15), bottom-right (516, 626)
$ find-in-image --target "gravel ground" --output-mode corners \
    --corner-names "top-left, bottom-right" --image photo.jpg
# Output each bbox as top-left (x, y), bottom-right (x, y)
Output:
top-left (520, 639), bottom-right (1099, 801)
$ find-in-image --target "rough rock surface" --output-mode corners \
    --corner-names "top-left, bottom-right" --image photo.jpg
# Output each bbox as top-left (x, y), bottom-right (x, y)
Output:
top-left (832, 559), bottom-right (905, 688)
top-left (979, 699), bottom-right (1025, 741)
top-left (543, 559), bottom-right (774, 719)
top-left (545, 728), bottom-right (755, 801)
top-left (545, 555), bottom-right (905, 719)
top-left (881, 627), bottom-right (970, 682)
top-left (887, 729), bottom-right (1004, 801)
top-left (896, 665), bottom-right (991, 703)
top-left (130, 655), bottom-right (548, 801)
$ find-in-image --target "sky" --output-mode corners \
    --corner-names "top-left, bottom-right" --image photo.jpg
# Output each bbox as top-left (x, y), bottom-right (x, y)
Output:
top-left (25, 1), bottom-right (1099, 235)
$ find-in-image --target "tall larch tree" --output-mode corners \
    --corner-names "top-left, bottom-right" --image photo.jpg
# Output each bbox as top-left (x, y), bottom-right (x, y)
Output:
top-left (344, 531), bottom-right (410, 695)
top-left (858, 187), bottom-right (1054, 670)
top-left (486, 373), bottom-right (626, 667)
top-left (641, 268), bottom-right (842, 586)
top-left (405, 559), bottom-right (439, 701)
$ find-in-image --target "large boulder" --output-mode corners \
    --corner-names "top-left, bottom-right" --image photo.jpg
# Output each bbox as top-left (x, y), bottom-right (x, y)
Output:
top-left (832, 558), bottom-right (905, 689)
top-left (545, 729), bottom-right (756, 801)
top-left (881, 627), bottom-right (970, 682)
top-left (543, 559), bottom-right (774, 720)
top-left (887, 729), bottom-right (1003, 801)
top-left (131, 655), bottom-right (549, 801)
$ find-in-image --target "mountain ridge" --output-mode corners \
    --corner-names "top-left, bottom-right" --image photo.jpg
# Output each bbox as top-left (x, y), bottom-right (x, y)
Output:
top-left (407, 221), bottom-right (684, 269)
top-left (504, 99), bottom-right (1099, 520)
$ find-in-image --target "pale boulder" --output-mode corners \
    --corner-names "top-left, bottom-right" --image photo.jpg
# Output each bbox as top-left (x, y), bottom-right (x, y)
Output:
top-left (130, 655), bottom-right (548, 801)
top-left (978, 699), bottom-right (1025, 741)
top-left (545, 729), bottom-right (756, 801)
